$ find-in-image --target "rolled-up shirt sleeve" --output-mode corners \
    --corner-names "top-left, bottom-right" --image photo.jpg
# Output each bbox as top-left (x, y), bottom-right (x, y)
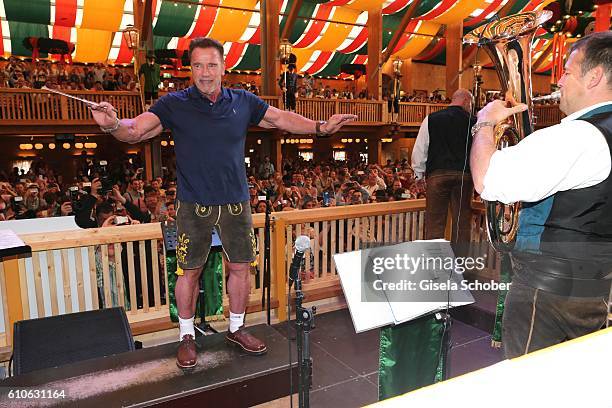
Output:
top-left (411, 116), bottom-right (429, 179)
top-left (481, 120), bottom-right (611, 204)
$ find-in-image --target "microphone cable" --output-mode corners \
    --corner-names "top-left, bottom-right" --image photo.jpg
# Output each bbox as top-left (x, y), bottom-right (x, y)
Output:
top-left (436, 46), bottom-right (481, 380)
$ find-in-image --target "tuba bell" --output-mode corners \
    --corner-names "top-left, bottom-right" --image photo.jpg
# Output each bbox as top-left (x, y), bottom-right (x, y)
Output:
top-left (464, 11), bottom-right (552, 252)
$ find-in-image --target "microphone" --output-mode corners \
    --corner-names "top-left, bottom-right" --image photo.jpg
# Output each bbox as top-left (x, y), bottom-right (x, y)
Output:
top-left (289, 235), bottom-right (310, 288)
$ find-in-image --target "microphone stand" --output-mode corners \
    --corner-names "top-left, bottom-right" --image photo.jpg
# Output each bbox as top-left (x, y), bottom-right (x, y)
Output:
top-left (294, 265), bottom-right (316, 408)
top-left (261, 193), bottom-right (272, 324)
top-left (437, 311), bottom-right (452, 380)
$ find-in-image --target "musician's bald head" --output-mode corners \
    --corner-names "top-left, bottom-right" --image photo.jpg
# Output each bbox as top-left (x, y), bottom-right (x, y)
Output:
top-left (451, 89), bottom-right (474, 113)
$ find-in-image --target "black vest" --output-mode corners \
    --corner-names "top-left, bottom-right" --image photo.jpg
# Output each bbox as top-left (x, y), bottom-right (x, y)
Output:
top-left (512, 106), bottom-right (612, 297)
top-left (425, 106), bottom-right (476, 176)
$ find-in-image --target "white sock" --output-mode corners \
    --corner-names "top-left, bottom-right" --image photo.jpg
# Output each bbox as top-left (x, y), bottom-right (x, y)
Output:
top-left (229, 312), bottom-right (245, 333)
top-left (179, 315), bottom-right (195, 341)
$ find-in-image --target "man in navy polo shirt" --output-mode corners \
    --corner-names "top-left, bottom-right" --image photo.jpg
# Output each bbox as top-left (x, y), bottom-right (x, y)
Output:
top-left (91, 37), bottom-right (357, 369)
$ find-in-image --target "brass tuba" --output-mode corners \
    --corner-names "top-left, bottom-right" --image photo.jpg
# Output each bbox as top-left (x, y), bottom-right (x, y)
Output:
top-left (464, 11), bottom-right (552, 252)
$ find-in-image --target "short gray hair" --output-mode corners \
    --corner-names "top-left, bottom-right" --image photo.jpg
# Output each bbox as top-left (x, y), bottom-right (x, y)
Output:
top-left (570, 31), bottom-right (612, 87)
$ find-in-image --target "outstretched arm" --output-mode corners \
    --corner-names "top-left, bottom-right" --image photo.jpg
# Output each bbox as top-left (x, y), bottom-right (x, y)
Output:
top-left (90, 102), bottom-right (163, 144)
top-left (257, 105), bottom-right (357, 135)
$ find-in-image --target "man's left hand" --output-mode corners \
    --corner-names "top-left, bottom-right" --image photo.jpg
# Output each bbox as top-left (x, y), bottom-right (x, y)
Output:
top-left (322, 114), bottom-right (358, 134)
top-left (477, 99), bottom-right (528, 124)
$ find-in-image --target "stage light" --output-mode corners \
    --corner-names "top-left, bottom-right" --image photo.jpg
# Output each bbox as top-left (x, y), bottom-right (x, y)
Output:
top-left (48, 143), bottom-right (56, 149)
top-left (341, 138), bottom-right (347, 143)
top-left (347, 139), bottom-right (353, 143)
top-left (75, 142), bottom-right (84, 149)
top-left (63, 143), bottom-right (71, 149)
top-left (257, 139), bottom-right (262, 144)
top-left (161, 140), bottom-right (168, 147)
top-left (34, 143), bottom-right (43, 150)
top-left (84, 142), bottom-right (97, 149)
top-left (170, 140), bottom-right (175, 146)
top-left (19, 144), bottom-right (33, 150)
top-left (356, 138), bottom-right (360, 143)
top-left (280, 139), bottom-right (285, 144)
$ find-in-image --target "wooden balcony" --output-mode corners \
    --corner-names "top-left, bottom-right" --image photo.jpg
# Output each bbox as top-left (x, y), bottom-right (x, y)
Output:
top-left (0, 88), bottom-right (563, 135)
top-left (0, 88), bottom-right (143, 135)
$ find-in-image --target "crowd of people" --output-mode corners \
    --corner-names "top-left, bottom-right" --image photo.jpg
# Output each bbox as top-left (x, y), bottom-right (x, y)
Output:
top-left (0, 156), bottom-right (427, 223)
top-left (1, 57), bottom-right (139, 91)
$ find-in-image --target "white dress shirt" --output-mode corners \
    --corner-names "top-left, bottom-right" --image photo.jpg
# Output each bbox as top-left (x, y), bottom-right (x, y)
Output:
top-left (411, 115), bottom-right (429, 179)
top-left (481, 102), bottom-right (612, 204)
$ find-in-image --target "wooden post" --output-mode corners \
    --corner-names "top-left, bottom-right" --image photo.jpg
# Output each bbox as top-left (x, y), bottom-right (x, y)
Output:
top-left (445, 22), bottom-right (463, 97)
top-left (59, 95), bottom-right (69, 120)
top-left (368, 137), bottom-right (382, 165)
top-left (144, 142), bottom-right (153, 181)
top-left (270, 132), bottom-right (283, 174)
top-left (272, 216), bottom-right (287, 322)
top-left (367, 6), bottom-right (382, 99)
top-left (261, 0), bottom-right (281, 96)
top-left (400, 58), bottom-right (413, 95)
top-left (2, 257), bottom-right (24, 346)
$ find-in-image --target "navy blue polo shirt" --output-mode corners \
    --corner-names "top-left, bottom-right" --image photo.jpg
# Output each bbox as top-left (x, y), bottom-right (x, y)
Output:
top-left (149, 86), bottom-right (268, 205)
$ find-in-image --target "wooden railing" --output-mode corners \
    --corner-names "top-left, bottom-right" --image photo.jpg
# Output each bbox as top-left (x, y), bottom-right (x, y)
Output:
top-left (0, 200), bottom-right (502, 352)
top-left (0, 88), bottom-right (561, 129)
top-left (0, 88), bottom-right (143, 125)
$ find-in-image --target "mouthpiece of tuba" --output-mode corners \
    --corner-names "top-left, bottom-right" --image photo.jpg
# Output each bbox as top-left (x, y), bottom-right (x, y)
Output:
top-left (532, 90), bottom-right (561, 102)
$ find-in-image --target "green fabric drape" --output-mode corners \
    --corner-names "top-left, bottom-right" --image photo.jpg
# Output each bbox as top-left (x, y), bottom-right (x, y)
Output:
top-left (289, 0), bottom-right (318, 43)
top-left (167, 252), bottom-right (224, 322)
top-left (315, 51), bottom-right (357, 77)
top-left (153, 35), bottom-right (173, 52)
top-left (153, 0), bottom-right (200, 37)
top-left (278, 0), bottom-right (294, 37)
top-left (491, 252), bottom-right (512, 346)
top-left (233, 45), bottom-right (261, 71)
top-left (379, 314), bottom-right (445, 401)
top-left (3, 0), bottom-right (50, 25)
top-left (8, 21), bottom-right (49, 58)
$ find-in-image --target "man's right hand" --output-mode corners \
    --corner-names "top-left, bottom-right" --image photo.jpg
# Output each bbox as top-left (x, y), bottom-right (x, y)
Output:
top-left (90, 102), bottom-right (118, 128)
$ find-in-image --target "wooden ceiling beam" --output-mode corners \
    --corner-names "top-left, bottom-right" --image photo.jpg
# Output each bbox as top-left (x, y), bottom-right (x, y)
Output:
top-left (381, 0), bottom-right (421, 65)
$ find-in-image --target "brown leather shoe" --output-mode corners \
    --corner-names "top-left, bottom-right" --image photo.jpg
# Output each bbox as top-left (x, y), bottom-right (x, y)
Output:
top-left (177, 334), bottom-right (197, 369)
top-left (226, 327), bottom-right (267, 355)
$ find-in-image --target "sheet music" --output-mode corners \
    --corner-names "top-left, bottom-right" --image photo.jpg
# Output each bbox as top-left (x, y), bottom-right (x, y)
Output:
top-left (386, 241), bottom-right (474, 323)
top-left (334, 240), bottom-right (474, 333)
top-left (0, 229), bottom-right (26, 250)
top-left (334, 250), bottom-right (395, 333)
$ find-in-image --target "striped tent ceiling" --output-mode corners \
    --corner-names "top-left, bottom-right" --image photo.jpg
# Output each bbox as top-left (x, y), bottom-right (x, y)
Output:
top-left (0, 0), bottom-right (602, 76)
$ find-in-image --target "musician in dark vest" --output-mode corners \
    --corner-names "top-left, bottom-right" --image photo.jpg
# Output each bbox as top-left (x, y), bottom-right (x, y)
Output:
top-left (471, 31), bottom-right (612, 358)
top-left (412, 89), bottom-right (476, 249)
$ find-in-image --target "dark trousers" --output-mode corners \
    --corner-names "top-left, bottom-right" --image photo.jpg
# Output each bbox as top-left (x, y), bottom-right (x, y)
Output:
top-left (425, 170), bottom-right (473, 249)
top-left (285, 90), bottom-right (296, 111)
top-left (502, 281), bottom-right (608, 359)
